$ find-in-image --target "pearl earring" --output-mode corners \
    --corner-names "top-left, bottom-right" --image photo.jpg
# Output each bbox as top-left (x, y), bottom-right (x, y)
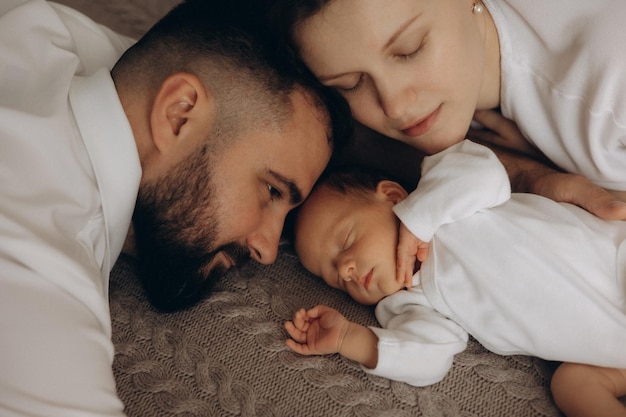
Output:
top-left (472, 2), bottom-right (483, 14)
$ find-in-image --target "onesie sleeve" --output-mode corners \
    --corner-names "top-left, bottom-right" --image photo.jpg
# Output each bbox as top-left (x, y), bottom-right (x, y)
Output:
top-left (393, 140), bottom-right (511, 241)
top-left (362, 289), bottom-right (469, 387)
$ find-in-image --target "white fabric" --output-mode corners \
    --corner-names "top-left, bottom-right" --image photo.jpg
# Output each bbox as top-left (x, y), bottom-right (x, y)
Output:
top-left (365, 141), bottom-right (626, 387)
top-left (482, 0), bottom-right (626, 191)
top-left (0, 1), bottom-right (139, 415)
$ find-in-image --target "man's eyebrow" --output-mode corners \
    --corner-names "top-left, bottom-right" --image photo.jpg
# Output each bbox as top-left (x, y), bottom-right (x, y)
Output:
top-left (269, 170), bottom-right (303, 205)
top-left (383, 13), bottom-right (421, 51)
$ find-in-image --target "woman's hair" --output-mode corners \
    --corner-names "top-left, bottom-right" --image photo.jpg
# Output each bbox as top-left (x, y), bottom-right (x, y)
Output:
top-left (267, 0), bottom-right (332, 55)
top-left (112, 0), bottom-right (352, 154)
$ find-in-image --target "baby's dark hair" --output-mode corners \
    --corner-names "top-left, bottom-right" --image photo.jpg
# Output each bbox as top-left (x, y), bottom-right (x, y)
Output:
top-left (284, 165), bottom-right (401, 242)
top-left (320, 166), bottom-right (393, 200)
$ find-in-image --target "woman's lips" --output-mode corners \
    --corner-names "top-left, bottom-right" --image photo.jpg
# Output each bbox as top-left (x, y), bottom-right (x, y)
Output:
top-left (401, 105), bottom-right (441, 137)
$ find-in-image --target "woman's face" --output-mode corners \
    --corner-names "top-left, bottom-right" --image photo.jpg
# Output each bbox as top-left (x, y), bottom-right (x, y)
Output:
top-left (295, 0), bottom-right (497, 154)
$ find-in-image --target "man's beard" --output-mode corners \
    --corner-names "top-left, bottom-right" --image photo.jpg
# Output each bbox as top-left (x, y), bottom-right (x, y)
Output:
top-left (132, 146), bottom-right (249, 312)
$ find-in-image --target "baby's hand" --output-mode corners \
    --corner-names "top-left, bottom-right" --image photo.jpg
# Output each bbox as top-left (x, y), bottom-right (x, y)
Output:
top-left (284, 305), bottom-right (350, 356)
top-left (396, 224), bottom-right (430, 288)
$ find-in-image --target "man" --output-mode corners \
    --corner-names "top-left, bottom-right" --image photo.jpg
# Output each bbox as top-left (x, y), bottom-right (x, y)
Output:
top-left (0, 0), bottom-right (350, 415)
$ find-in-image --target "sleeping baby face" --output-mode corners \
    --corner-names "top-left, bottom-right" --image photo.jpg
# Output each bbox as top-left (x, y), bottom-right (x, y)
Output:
top-left (294, 180), bottom-right (407, 305)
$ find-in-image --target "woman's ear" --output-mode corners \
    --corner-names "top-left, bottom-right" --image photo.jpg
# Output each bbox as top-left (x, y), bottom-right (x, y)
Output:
top-left (375, 180), bottom-right (408, 204)
top-left (149, 72), bottom-right (214, 155)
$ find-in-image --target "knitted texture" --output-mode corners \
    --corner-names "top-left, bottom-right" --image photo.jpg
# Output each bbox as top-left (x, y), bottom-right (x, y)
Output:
top-left (110, 251), bottom-right (561, 417)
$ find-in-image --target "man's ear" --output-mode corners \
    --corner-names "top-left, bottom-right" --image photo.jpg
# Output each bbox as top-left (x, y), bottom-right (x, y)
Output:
top-left (150, 72), bottom-right (213, 155)
top-left (375, 180), bottom-right (408, 204)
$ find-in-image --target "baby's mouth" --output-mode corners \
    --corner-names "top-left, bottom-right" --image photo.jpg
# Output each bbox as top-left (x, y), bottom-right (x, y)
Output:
top-left (361, 269), bottom-right (373, 289)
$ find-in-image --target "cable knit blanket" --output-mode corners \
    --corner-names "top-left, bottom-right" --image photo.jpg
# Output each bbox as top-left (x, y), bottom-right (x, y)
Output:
top-left (109, 251), bottom-right (561, 417)
top-left (56, 0), bottom-right (565, 415)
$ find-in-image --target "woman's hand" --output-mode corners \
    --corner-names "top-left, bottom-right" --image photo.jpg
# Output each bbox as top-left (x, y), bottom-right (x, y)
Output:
top-left (470, 110), bottom-right (626, 221)
top-left (470, 109), bottom-right (542, 158)
top-left (532, 172), bottom-right (626, 221)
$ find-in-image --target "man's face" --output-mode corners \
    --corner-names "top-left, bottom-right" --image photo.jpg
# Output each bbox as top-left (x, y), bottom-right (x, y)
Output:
top-left (133, 89), bottom-right (332, 311)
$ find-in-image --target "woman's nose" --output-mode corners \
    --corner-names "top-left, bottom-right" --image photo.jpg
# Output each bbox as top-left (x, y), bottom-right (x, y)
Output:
top-left (378, 79), bottom-right (416, 120)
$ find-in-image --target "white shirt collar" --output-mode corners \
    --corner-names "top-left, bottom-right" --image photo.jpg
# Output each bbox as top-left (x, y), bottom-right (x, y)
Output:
top-left (69, 68), bottom-right (141, 272)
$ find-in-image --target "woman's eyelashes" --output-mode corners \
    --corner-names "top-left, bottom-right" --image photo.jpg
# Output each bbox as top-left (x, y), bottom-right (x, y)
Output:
top-left (335, 43), bottom-right (423, 94)
top-left (395, 36), bottom-right (425, 61)
top-left (396, 46), bottom-right (421, 61)
top-left (341, 74), bottom-right (364, 94)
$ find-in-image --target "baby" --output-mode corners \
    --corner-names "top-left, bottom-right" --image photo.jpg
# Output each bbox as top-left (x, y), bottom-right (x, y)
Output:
top-left (286, 140), bottom-right (626, 417)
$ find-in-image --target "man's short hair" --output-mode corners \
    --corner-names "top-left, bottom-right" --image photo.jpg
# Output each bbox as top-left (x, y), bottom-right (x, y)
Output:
top-left (112, 0), bottom-right (352, 154)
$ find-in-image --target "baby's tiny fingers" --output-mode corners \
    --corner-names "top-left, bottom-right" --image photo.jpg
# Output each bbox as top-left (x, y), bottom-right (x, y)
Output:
top-left (293, 308), bottom-right (308, 326)
top-left (285, 338), bottom-right (305, 354)
top-left (285, 339), bottom-right (316, 356)
top-left (396, 263), bottom-right (405, 283)
top-left (284, 321), bottom-right (307, 343)
top-left (404, 274), bottom-right (413, 289)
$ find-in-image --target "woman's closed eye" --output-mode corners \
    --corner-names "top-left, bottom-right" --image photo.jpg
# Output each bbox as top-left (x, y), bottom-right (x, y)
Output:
top-left (396, 47), bottom-right (421, 61)
top-left (394, 38), bottom-right (425, 61)
top-left (340, 74), bottom-right (364, 94)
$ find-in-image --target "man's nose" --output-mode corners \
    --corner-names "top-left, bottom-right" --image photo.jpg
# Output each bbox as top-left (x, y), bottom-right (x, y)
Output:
top-left (246, 215), bottom-right (283, 265)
